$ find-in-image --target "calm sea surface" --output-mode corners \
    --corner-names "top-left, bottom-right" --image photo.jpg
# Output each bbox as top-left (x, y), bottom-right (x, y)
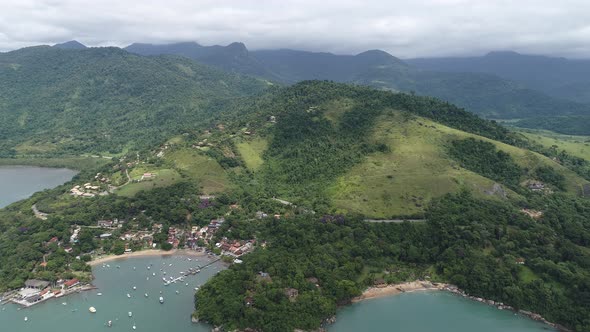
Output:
top-left (0, 258), bottom-right (557, 332)
top-left (329, 291), bottom-right (555, 332)
top-left (0, 166), bottom-right (77, 208)
top-left (0, 255), bottom-right (223, 332)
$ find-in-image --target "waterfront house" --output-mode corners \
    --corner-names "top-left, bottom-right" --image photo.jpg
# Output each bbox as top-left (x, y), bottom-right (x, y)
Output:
top-left (25, 279), bottom-right (50, 290)
top-left (64, 278), bottom-right (79, 288)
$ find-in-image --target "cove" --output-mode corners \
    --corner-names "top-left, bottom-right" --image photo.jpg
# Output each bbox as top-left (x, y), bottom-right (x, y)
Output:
top-left (329, 291), bottom-right (555, 332)
top-left (0, 166), bottom-right (78, 208)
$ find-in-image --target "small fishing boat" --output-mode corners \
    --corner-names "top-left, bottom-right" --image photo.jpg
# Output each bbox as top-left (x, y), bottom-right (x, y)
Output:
top-left (62, 302), bottom-right (67, 305)
top-left (116, 265), bottom-right (120, 269)
top-left (175, 290), bottom-right (179, 294)
top-left (159, 296), bottom-right (164, 304)
top-left (152, 272), bottom-right (156, 276)
top-left (127, 293), bottom-right (131, 298)
top-left (107, 320), bottom-right (112, 327)
top-left (147, 266), bottom-right (151, 270)
top-left (97, 293), bottom-right (102, 296)
top-left (133, 286), bottom-right (137, 290)
top-left (133, 267), bottom-right (136, 270)
top-left (185, 283), bottom-right (189, 286)
top-left (24, 317), bottom-right (28, 322)
top-left (144, 293), bottom-right (148, 297)
top-left (128, 311), bottom-right (132, 317)
top-left (89, 306), bottom-right (97, 313)
top-left (133, 324), bottom-right (137, 330)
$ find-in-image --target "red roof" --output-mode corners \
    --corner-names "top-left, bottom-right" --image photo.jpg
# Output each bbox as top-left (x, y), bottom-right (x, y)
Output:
top-left (64, 278), bottom-right (79, 287)
top-left (49, 237), bottom-right (58, 243)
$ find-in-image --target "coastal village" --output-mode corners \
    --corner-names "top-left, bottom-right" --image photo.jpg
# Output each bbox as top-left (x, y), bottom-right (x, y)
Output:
top-left (2, 193), bottom-right (269, 308)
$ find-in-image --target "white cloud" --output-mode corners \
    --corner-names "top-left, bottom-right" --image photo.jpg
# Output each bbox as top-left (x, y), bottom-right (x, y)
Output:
top-left (0, 0), bottom-right (589, 58)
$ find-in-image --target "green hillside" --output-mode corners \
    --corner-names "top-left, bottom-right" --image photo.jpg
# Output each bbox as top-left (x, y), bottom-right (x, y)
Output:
top-left (0, 46), bottom-right (268, 156)
top-left (183, 81), bottom-right (588, 217)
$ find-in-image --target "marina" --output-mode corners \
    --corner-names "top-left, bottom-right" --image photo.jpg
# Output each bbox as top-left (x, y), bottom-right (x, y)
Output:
top-left (0, 255), bottom-right (224, 332)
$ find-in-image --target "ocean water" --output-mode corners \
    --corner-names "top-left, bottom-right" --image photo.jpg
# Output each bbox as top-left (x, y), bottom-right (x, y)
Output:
top-left (0, 255), bottom-right (222, 332)
top-left (0, 166), bottom-right (77, 208)
top-left (330, 291), bottom-right (555, 332)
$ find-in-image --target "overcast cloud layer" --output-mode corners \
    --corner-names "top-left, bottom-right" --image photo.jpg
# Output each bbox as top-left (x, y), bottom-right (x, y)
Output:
top-left (0, 0), bottom-right (589, 58)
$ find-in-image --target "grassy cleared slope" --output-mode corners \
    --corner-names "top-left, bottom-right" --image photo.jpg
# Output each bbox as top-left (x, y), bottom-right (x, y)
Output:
top-left (519, 129), bottom-right (590, 161)
top-left (329, 111), bottom-right (588, 218)
top-left (165, 148), bottom-right (229, 194)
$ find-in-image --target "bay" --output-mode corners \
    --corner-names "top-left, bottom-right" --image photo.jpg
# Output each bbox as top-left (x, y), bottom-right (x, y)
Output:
top-left (0, 166), bottom-right (78, 208)
top-left (330, 291), bottom-right (555, 332)
top-left (0, 255), bottom-right (222, 331)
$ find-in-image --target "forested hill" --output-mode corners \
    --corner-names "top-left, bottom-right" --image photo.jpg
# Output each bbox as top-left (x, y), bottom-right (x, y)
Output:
top-left (124, 41), bottom-right (590, 119)
top-left (0, 45), bottom-right (269, 156)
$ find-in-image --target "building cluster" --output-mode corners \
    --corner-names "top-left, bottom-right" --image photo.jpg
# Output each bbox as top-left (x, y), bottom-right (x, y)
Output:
top-left (12, 278), bottom-right (82, 307)
top-left (70, 182), bottom-right (108, 197)
top-left (215, 238), bottom-right (255, 257)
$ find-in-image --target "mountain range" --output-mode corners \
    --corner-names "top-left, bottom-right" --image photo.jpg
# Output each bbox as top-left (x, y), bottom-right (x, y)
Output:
top-left (123, 41), bottom-right (590, 119)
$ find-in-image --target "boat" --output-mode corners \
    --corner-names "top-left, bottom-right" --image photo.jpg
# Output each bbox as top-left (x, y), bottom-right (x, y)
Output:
top-left (116, 265), bottom-right (120, 269)
top-left (133, 324), bottom-right (137, 330)
top-left (133, 267), bottom-right (136, 270)
top-left (107, 320), bottom-right (112, 327)
top-left (62, 302), bottom-right (67, 305)
top-left (144, 293), bottom-right (148, 297)
top-left (97, 293), bottom-right (102, 296)
top-left (128, 311), bottom-right (132, 317)
top-left (147, 266), bottom-right (151, 270)
top-left (89, 306), bottom-right (97, 313)
top-left (175, 290), bottom-right (179, 294)
top-left (185, 283), bottom-right (189, 286)
top-left (133, 286), bottom-right (137, 290)
top-left (159, 296), bottom-right (164, 304)
top-left (152, 273), bottom-right (156, 276)
top-left (127, 293), bottom-right (131, 298)
top-left (24, 317), bottom-right (28, 322)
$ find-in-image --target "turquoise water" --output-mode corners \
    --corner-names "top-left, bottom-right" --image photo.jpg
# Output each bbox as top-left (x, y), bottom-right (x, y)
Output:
top-left (0, 257), bottom-right (557, 332)
top-left (0, 166), bottom-right (77, 208)
top-left (0, 255), bottom-right (222, 332)
top-left (330, 291), bottom-right (555, 332)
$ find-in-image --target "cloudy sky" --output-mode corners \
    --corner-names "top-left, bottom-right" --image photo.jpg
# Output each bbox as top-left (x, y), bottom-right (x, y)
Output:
top-left (0, 0), bottom-right (589, 58)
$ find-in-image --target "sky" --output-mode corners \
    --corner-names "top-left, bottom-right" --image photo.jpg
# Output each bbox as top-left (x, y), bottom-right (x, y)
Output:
top-left (1, 0), bottom-right (589, 58)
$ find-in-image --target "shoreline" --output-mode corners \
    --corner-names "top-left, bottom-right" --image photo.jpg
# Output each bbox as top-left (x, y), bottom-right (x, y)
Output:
top-left (350, 281), bottom-right (569, 332)
top-left (351, 280), bottom-right (445, 303)
top-left (88, 249), bottom-right (208, 266)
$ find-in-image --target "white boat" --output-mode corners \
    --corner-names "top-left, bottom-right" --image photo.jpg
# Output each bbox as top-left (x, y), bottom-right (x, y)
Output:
top-left (107, 320), bottom-right (112, 327)
top-left (185, 283), bottom-right (189, 286)
top-left (175, 290), bottom-right (179, 294)
top-left (127, 294), bottom-right (131, 298)
top-left (159, 296), bottom-right (164, 304)
top-left (97, 293), bottom-right (102, 296)
top-left (128, 311), bottom-right (132, 317)
top-left (133, 286), bottom-right (137, 290)
top-left (62, 302), bottom-right (67, 305)
top-left (133, 325), bottom-right (137, 330)
top-left (144, 293), bottom-right (148, 297)
top-left (147, 266), bottom-right (151, 270)
top-left (89, 306), bottom-right (97, 313)
top-left (133, 267), bottom-right (136, 270)
top-left (24, 317), bottom-right (28, 322)
top-left (152, 273), bottom-right (156, 276)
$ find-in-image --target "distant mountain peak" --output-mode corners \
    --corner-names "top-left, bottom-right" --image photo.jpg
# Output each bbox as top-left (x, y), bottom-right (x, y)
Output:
top-left (53, 40), bottom-right (87, 49)
top-left (355, 49), bottom-right (406, 66)
top-left (484, 50), bottom-right (521, 57)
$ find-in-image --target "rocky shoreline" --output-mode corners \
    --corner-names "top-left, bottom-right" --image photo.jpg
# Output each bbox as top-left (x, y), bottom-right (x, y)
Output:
top-left (441, 284), bottom-right (571, 332)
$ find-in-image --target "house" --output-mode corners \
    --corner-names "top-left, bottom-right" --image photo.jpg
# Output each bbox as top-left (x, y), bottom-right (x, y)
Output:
top-left (245, 296), bottom-right (254, 306)
top-left (25, 279), bottom-right (50, 290)
top-left (528, 181), bottom-right (545, 191)
top-left (64, 247), bottom-right (74, 254)
top-left (255, 211), bottom-right (268, 219)
top-left (97, 220), bottom-right (113, 228)
top-left (141, 173), bottom-right (155, 181)
top-left (516, 258), bottom-right (526, 265)
top-left (284, 288), bottom-right (299, 300)
top-left (373, 278), bottom-right (386, 287)
top-left (64, 278), bottom-right (80, 288)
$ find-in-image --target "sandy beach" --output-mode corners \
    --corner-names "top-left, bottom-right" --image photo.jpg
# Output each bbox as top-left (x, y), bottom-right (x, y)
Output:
top-left (352, 280), bottom-right (447, 303)
top-left (88, 249), bottom-right (208, 266)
